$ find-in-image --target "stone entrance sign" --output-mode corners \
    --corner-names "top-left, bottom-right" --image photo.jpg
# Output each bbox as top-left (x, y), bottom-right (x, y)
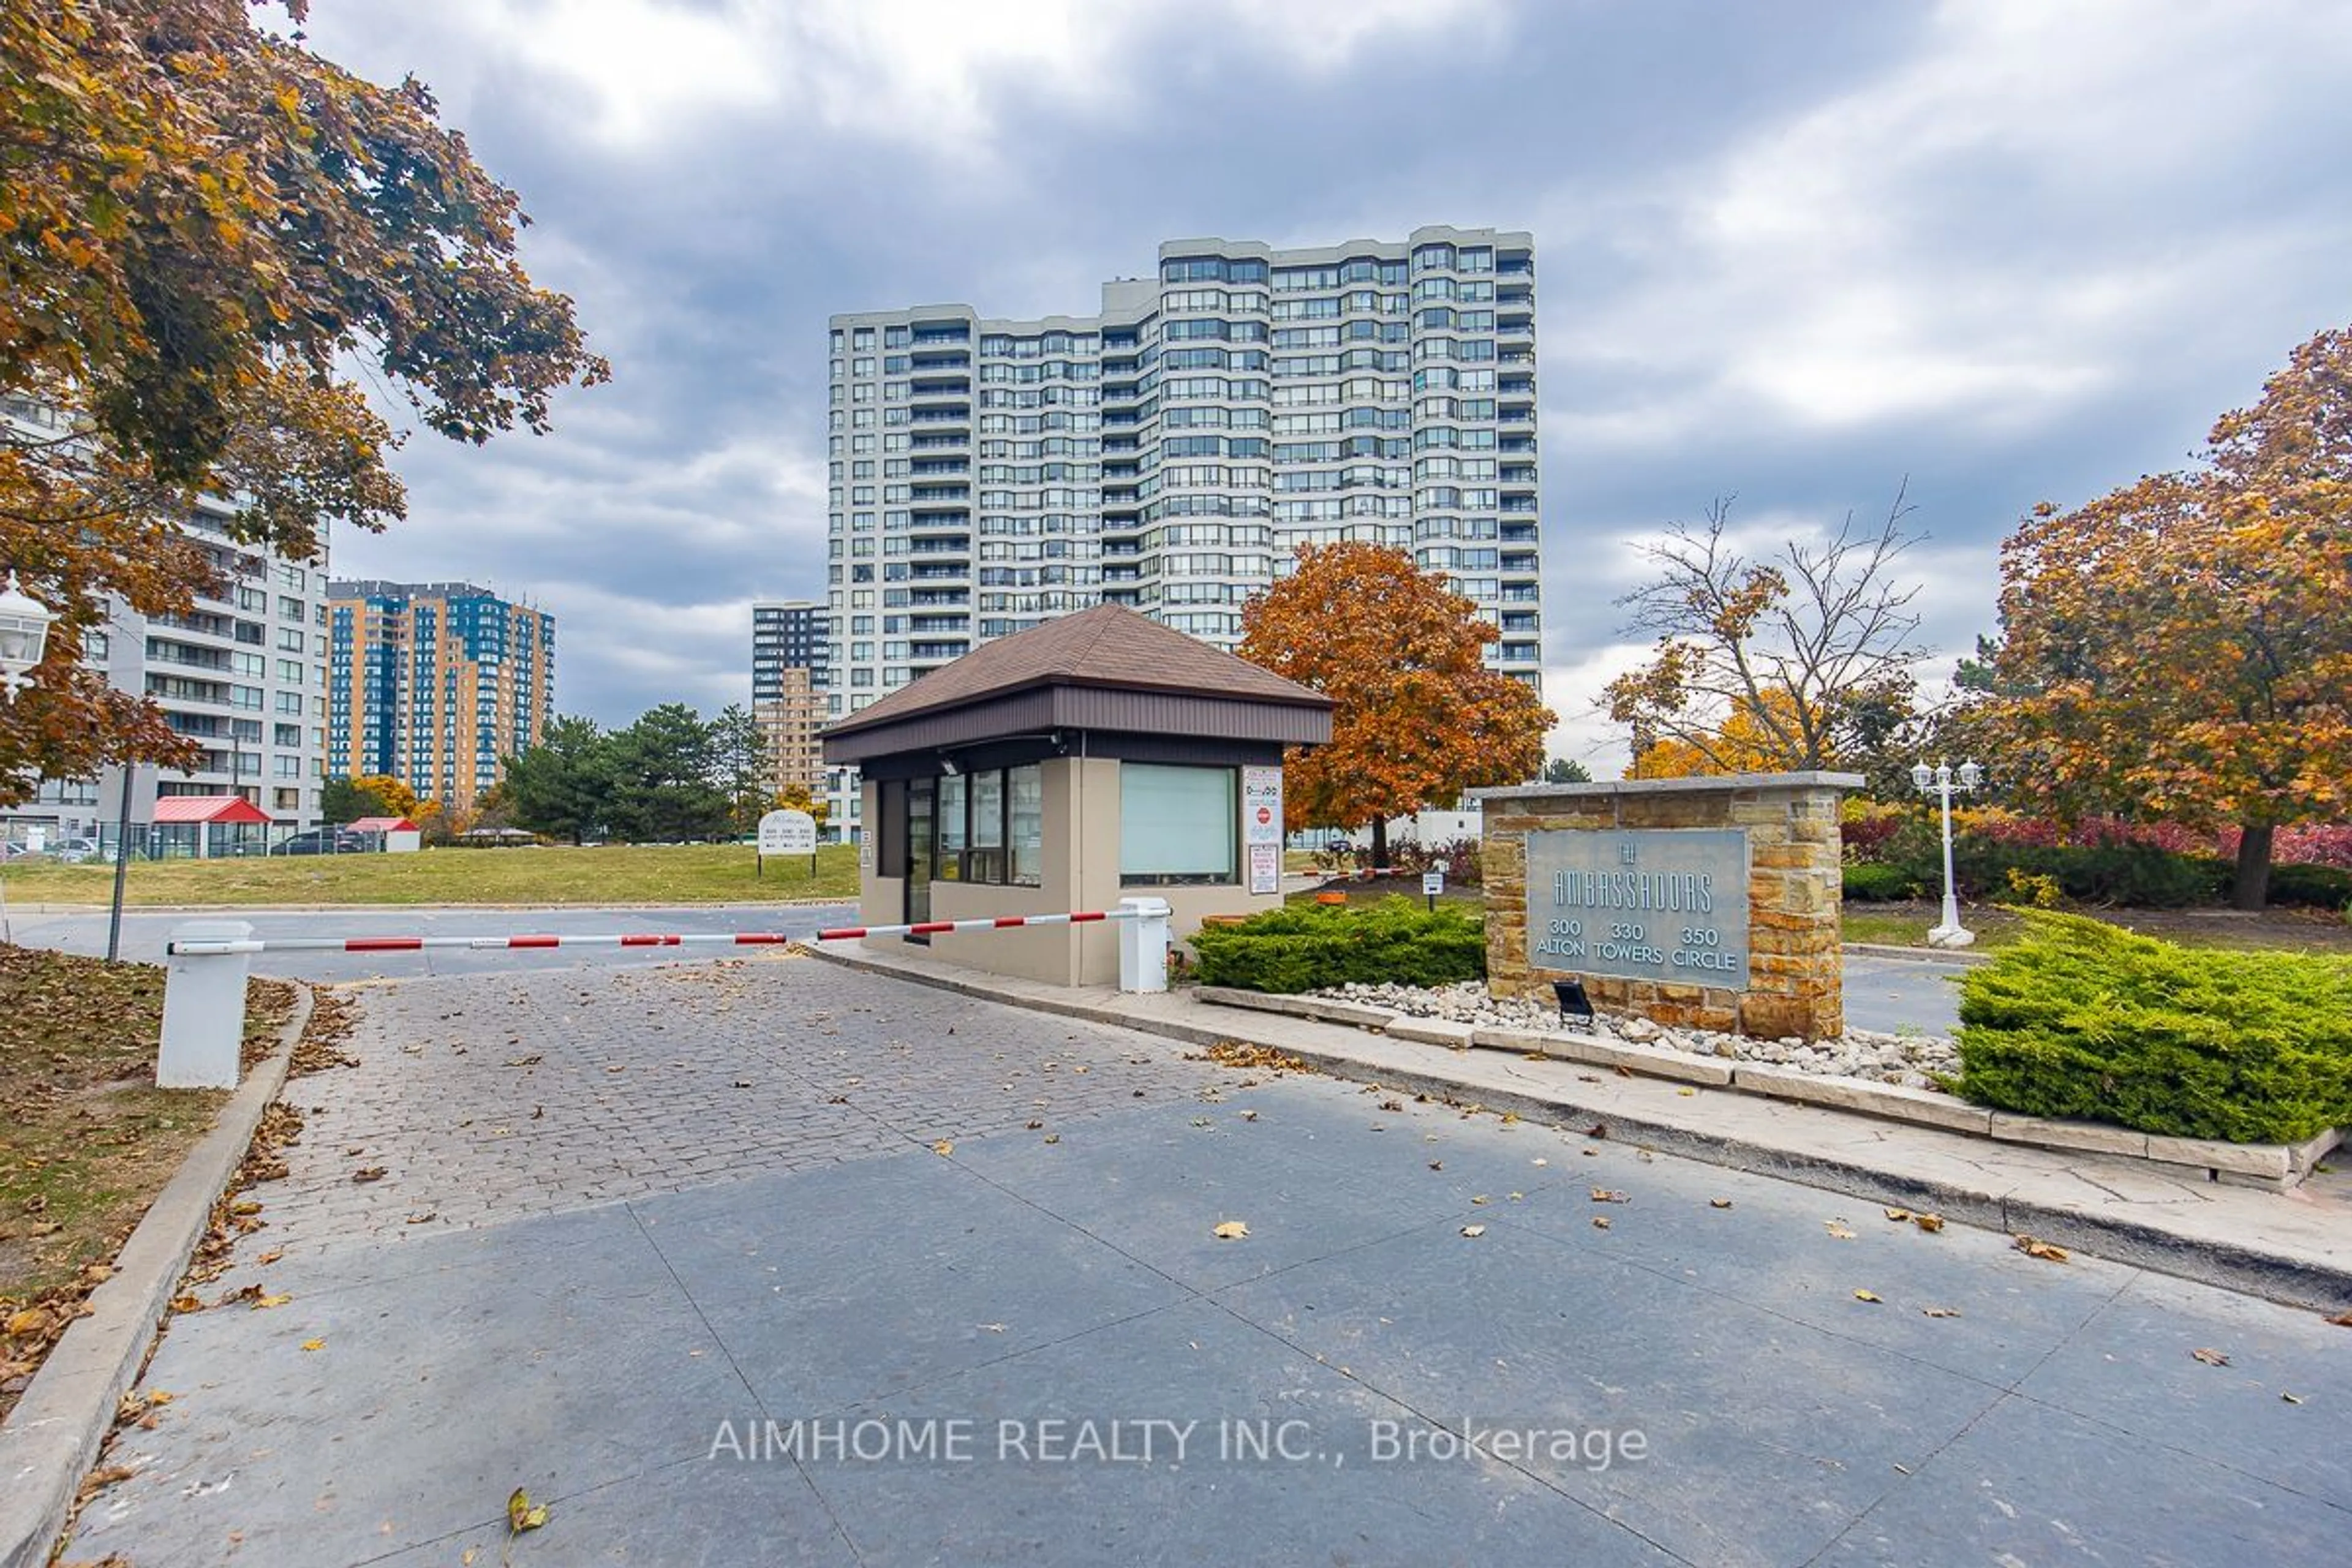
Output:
top-left (1526, 827), bottom-right (1750, 987)
top-left (1474, 772), bottom-right (1864, 1041)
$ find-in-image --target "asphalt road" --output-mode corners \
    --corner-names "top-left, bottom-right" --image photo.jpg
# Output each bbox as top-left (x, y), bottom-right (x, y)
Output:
top-left (0, 901), bottom-right (861, 983)
top-left (3, 903), bottom-right (1970, 1035)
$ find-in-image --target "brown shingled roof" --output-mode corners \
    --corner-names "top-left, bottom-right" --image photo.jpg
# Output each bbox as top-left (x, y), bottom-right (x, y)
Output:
top-left (824, 604), bottom-right (1329, 737)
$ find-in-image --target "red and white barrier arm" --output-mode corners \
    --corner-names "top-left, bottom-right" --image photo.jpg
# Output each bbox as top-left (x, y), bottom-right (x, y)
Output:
top-left (164, 906), bottom-right (1142, 957)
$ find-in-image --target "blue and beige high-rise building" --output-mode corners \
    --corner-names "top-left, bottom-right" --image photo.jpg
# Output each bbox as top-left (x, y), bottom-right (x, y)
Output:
top-left (823, 225), bottom-right (1542, 740)
top-left (326, 581), bottom-right (554, 810)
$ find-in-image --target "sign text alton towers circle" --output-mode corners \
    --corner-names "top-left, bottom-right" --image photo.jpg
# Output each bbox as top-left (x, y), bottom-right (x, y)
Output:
top-left (1525, 828), bottom-right (1750, 988)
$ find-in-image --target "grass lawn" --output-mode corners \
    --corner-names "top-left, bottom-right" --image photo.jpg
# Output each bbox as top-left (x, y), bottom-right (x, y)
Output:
top-left (1842, 898), bottom-right (2352, 954)
top-left (0, 842), bottom-right (862, 908)
top-left (1, 948), bottom-right (295, 1418)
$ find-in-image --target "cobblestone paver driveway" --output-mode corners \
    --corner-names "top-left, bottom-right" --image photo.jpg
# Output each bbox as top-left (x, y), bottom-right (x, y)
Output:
top-left (67, 953), bottom-right (2352, 1567)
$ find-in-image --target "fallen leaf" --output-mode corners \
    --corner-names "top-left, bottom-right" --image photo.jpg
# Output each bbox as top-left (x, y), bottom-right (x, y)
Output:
top-left (1043, 1134), bottom-right (1060, 1145)
top-left (1591, 1216), bottom-right (1611, 1230)
top-left (1591, 1188), bottom-right (1627, 1204)
top-left (507, 1486), bottom-right (549, 1534)
top-left (1676, 1088), bottom-right (1696, 1097)
top-left (931, 1139), bottom-right (954, 1157)
top-left (168, 1294), bottom-right (203, 1313)
top-left (1428, 1160), bottom-right (1445, 1172)
top-left (1826, 1221), bottom-right (1857, 1240)
top-left (229, 1199), bottom-right (263, 1218)
top-left (1471, 1195), bottom-right (1491, 1205)
top-left (1613, 1065), bottom-right (1632, 1078)
top-left (605, 1065), bottom-right (626, 1074)
top-left (1499, 1112), bottom-right (1520, 1126)
top-left (1922, 1306), bottom-right (1962, 1318)
top-left (1379, 1099), bottom-right (1404, 1112)
top-left (503, 1054), bottom-right (542, 1068)
top-left (6, 1307), bottom-right (47, 1336)
top-left (350, 1166), bottom-right (386, 1184)
top-left (1583, 1148), bottom-right (1602, 1158)
top-left (1212, 1221), bottom-right (1250, 1240)
top-left (978, 1322), bottom-right (1007, 1333)
top-left (1853, 1289), bottom-right (1882, 1303)
top-left (1507, 1191), bottom-right (1525, 1201)
top-left (1585, 1123), bottom-right (1608, 1141)
top-left (1709, 1199), bottom-right (1733, 1210)
top-left (1883, 1207), bottom-right (1912, 1223)
top-left (255, 1250), bottom-right (284, 1265)
top-left (254, 1293), bottom-right (291, 1310)
top-left (2326, 1310), bottom-right (2352, 1327)
top-left (1460, 1224), bottom-right (1487, 1238)
top-left (405, 1212), bottom-right (437, 1225)
top-left (1025, 1120), bottom-right (1044, 1130)
top-left (2013, 1234), bottom-right (2070, 1264)
top-left (300, 1338), bottom-right (325, 1352)
top-left (2282, 1392), bottom-right (2304, 1404)
top-left (1914, 1213), bottom-right (1946, 1235)
top-left (1241, 1110), bottom-right (1259, 1122)
top-left (1532, 1158), bottom-right (1549, 1166)
top-left (2190, 1347), bottom-right (2231, 1367)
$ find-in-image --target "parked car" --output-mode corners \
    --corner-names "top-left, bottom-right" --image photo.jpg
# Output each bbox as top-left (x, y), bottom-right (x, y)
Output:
top-left (51, 837), bottom-right (105, 863)
top-left (270, 828), bottom-right (371, 856)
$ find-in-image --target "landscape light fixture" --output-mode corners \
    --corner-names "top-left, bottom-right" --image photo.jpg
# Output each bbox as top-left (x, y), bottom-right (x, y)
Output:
top-left (1552, 977), bottom-right (1595, 1028)
top-left (1912, 757), bottom-right (1982, 948)
top-left (0, 571), bottom-right (55, 700)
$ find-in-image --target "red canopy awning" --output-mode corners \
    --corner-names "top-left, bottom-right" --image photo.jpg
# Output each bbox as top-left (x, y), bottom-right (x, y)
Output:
top-left (347, 816), bottom-right (418, 832)
top-left (151, 795), bottom-right (272, 826)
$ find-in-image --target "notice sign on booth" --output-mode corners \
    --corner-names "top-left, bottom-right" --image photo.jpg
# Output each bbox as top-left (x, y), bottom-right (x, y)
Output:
top-left (1242, 766), bottom-right (1283, 896)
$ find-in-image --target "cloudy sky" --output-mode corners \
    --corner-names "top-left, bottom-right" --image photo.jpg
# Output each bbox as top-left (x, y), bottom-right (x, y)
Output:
top-left (299, 0), bottom-right (2352, 771)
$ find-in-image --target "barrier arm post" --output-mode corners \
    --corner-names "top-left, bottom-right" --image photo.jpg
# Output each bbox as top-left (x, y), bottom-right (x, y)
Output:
top-left (157, 919), bottom-right (255, 1088)
top-left (1116, 897), bottom-right (1172, 993)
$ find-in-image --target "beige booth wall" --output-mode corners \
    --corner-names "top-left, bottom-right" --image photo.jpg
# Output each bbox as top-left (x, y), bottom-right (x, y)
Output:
top-left (858, 756), bottom-right (1286, 987)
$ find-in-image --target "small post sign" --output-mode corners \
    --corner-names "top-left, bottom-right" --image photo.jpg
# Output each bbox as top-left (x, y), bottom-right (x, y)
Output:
top-left (1421, 862), bottom-right (1446, 913)
top-left (1242, 765), bottom-right (1284, 896)
top-left (758, 809), bottom-right (819, 880)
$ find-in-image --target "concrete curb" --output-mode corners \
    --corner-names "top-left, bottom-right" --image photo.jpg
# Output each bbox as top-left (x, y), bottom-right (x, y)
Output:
top-left (805, 948), bottom-right (2352, 1312)
top-left (0, 987), bottom-right (311, 1568)
top-left (1842, 940), bottom-right (1995, 967)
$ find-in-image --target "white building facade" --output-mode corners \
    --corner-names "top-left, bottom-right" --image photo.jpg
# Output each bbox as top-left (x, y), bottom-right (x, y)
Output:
top-left (0, 428), bottom-right (328, 851)
top-left (823, 226), bottom-right (1542, 834)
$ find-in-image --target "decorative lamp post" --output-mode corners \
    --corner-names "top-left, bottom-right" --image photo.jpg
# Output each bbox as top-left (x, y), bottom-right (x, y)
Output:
top-left (0, 571), bottom-right (56, 699)
top-left (1911, 758), bottom-right (1982, 948)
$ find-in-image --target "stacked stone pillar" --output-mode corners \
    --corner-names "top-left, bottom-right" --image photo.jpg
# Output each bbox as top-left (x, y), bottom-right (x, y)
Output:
top-left (1477, 773), bottom-right (1861, 1041)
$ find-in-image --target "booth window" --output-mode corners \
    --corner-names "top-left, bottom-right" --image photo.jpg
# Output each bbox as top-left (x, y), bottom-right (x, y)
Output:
top-left (932, 764), bottom-right (1043, 887)
top-left (1120, 764), bottom-right (1237, 885)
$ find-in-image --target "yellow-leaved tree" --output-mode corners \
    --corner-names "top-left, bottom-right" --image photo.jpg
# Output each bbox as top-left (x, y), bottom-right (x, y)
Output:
top-left (1975, 324), bottom-right (2352, 908)
top-left (1, 0), bottom-right (608, 800)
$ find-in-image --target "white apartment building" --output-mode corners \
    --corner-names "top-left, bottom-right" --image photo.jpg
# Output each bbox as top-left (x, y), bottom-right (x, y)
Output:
top-left (1, 400), bottom-right (327, 848)
top-left (821, 226), bottom-right (1543, 834)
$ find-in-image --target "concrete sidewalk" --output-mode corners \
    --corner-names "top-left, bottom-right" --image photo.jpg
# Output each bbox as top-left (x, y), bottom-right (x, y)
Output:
top-left (810, 943), bottom-right (2352, 1312)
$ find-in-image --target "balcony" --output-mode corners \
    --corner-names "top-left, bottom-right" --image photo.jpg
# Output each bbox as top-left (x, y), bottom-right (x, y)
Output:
top-left (1501, 523), bottom-right (1539, 543)
top-left (908, 641), bottom-right (968, 661)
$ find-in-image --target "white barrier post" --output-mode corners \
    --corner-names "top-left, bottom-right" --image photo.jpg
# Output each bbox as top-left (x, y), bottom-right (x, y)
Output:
top-left (158, 919), bottom-right (254, 1088)
top-left (1117, 897), bottom-right (1172, 993)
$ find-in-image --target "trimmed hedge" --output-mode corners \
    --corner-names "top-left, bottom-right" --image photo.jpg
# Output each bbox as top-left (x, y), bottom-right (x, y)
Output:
top-left (1190, 896), bottom-right (1485, 993)
top-left (1954, 911), bottom-right (2352, 1144)
top-left (1840, 862), bottom-right (1919, 902)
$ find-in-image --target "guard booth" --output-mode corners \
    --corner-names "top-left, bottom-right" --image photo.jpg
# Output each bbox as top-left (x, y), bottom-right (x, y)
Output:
top-left (821, 605), bottom-right (1333, 986)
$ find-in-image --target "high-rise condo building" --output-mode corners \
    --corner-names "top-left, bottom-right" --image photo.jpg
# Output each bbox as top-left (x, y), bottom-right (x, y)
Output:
top-left (326, 581), bottom-right (555, 810)
top-left (0, 393), bottom-right (330, 847)
top-left (751, 599), bottom-right (829, 806)
top-left (824, 226), bottom-right (1542, 730)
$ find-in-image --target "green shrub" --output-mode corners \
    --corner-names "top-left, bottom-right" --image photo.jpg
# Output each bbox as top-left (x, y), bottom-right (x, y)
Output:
top-left (1841, 862), bottom-right (1919, 901)
top-left (1869, 824), bottom-right (2224, 907)
top-left (1954, 911), bottom-right (2352, 1143)
top-left (2264, 862), bottom-right (2352, 910)
top-left (1190, 896), bottom-right (1486, 993)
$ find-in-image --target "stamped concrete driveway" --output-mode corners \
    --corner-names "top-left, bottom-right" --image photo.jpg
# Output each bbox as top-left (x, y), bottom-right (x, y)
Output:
top-left (68, 955), bottom-right (2346, 1566)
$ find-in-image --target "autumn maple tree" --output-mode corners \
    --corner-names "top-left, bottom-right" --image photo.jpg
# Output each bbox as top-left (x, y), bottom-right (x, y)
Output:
top-left (1239, 543), bottom-right (1553, 866)
top-left (1604, 491), bottom-right (1928, 780)
top-left (1975, 323), bottom-right (2352, 908)
top-left (0, 0), bottom-right (608, 802)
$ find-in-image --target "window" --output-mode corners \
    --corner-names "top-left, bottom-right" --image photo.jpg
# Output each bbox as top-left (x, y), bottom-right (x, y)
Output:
top-left (926, 764), bottom-right (1042, 886)
top-left (1119, 764), bottom-right (1236, 884)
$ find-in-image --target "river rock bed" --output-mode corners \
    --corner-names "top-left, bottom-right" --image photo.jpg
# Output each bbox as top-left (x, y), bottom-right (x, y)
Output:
top-left (1317, 981), bottom-right (1961, 1091)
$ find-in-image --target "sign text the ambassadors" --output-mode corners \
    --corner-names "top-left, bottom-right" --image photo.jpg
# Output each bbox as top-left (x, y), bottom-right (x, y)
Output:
top-left (1525, 828), bottom-right (1750, 989)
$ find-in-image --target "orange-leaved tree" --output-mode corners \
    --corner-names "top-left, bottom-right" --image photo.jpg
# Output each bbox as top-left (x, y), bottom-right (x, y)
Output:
top-left (1627, 687), bottom-right (1817, 778)
top-left (1976, 323), bottom-right (2352, 908)
top-left (0, 0), bottom-right (608, 802)
top-left (1239, 543), bottom-right (1553, 867)
top-left (353, 774), bottom-right (419, 818)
